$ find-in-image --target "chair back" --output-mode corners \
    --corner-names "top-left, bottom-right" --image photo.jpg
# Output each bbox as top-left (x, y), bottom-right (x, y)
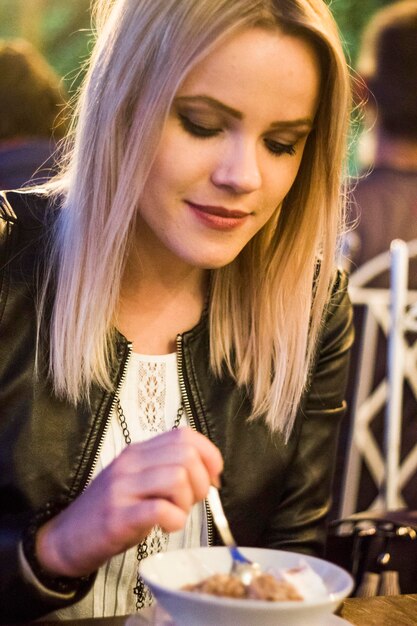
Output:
top-left (340, 239), bottom-right (417, 517)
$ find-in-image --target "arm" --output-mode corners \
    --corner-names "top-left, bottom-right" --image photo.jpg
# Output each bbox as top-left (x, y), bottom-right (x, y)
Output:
top-left (35, 429), bottom-right (222, 578)
top-left (1, 428), bottom-right (222, 623)
top-left (0, 193), bottom-right (223, 621)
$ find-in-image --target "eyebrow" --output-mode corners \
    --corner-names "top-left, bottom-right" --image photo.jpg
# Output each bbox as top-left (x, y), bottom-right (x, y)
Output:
top-left (174, 95), bottom-right (314, 130)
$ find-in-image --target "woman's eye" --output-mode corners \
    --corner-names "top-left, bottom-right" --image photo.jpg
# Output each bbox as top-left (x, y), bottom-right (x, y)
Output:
top-left (179, 114), bottom-right (221, 138)
top-left (264, 138), bottom-right (296, 157)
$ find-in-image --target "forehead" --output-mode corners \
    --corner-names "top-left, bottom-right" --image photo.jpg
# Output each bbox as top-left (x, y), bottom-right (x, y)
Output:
top-left (176, 27), bottom-right (322, 124)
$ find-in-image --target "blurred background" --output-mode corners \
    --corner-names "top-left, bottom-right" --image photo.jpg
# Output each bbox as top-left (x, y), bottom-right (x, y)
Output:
top-left (0, 0), bottom-right (92, 95)
top-left (0, 0), bottom-right (408, 187)
top-left (0, 0), bottom-right (398, 96)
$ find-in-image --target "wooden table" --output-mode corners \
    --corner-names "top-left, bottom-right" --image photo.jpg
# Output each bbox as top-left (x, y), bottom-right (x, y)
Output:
top-left (30, 595), bottom-right (417, 626)
top-left (339, 594), bottom-right (417, 625)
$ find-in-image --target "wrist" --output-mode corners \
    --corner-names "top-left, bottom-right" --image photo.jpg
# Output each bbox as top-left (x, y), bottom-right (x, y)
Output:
top-left (22, 501), bottom-right (95, 595)
top-left (36, 517), bottom-right (72, 577)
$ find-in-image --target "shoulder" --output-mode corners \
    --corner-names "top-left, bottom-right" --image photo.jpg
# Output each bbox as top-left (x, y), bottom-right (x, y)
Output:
top-left (0, 189), bottom-right (56, 228)
top-left (0, 189), bottom-right (58, 257)
top-left (302, 269), bottom-right (354, 410)
top-left (329, 267), bottom-right (349, 304)
top-left (319, 268), bottom-right (354, 355)
top-left (0, 189), bottom-right (60, 282)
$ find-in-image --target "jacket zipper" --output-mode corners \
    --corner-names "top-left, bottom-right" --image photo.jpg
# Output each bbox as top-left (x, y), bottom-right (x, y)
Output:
top-left (176, 333), bottom-right (214, 547)
top-left (83, 337), bottom-right (214, 545)
top-left (83, 342), bottom-right (133, 490)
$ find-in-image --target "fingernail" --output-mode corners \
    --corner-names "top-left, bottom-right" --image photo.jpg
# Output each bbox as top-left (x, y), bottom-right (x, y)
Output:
top-left (213, 475), bottom-right (221, 489)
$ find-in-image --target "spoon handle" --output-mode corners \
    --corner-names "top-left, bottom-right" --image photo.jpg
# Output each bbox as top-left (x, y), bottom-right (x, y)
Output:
top-left (207, 486), bottom-right (236, 547)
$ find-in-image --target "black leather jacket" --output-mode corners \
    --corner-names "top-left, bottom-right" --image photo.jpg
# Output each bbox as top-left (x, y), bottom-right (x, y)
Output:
top-left (0, 191), bottom-right (354, 622)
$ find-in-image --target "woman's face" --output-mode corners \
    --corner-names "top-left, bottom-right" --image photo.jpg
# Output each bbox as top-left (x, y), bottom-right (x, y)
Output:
top-left (137, 26), bottom-right (321, 269)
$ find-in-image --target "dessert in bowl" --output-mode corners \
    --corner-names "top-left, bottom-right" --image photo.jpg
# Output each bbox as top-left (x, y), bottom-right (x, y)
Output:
top-left (139, 546), bottom-right (354, 626)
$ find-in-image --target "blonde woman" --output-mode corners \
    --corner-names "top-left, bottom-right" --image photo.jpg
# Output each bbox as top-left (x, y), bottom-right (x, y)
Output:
top-left (0, 0), bottom-right (353, 620)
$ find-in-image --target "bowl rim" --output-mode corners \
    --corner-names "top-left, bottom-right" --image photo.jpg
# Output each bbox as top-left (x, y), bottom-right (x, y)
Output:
top-left (140, 546), bottom-right (354, 611)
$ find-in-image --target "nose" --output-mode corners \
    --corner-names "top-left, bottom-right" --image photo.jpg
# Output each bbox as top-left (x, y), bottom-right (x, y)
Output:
top-left (210, 136), bottom-right (262, 193)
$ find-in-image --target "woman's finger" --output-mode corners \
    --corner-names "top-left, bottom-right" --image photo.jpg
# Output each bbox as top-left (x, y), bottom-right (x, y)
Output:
top-left (118, 464), bottom-right (195, 512)
top-left (117, 427), bottom-right (223, 487)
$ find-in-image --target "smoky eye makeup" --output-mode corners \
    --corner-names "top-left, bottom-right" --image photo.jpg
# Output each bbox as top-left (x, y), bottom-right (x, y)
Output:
top-left (264, 138), bottom-right (296, 156)
top-left (263, 126), bottom-right (311, 157)
top-left (173, 97), bottom-right (310, 154)
top-left (178, 112), bottom-right (221, 138)
top-left (174, 103), bottom-right (224, 138)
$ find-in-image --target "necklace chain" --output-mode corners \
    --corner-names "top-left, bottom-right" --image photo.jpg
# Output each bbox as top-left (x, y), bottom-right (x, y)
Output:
top-left (115, 396), bottom-right (184, 610)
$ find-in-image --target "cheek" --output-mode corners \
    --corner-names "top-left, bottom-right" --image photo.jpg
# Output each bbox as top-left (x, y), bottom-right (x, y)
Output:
top-left (146, 155), bottom-right (178, 194)
top-left (149, 125), bottom-right (208, 192)
top-left (147, 154), bottom-right (200, 203)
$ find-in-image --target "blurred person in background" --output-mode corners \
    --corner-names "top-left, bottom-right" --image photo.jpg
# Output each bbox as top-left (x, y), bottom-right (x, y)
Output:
top-left (348, 0), bottom-right (417, 280)
top-left (330, 0), bottom-right (417, 522)
top-left (0, 38), bottom-right (67, 189)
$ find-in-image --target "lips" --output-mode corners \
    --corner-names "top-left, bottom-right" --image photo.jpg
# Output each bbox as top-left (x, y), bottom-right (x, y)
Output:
top-left (186, 200), bottom-right (251, 231)
top-left (186, 201), bottom-right (250, 218)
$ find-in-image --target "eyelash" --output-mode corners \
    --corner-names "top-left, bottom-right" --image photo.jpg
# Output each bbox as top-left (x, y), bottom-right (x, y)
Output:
top-left (179, 114), bottom-right (220, 138)
top-left (178, 114), bottom-right (296, 157)
top-left (264, 139), bottom-right (296, 157)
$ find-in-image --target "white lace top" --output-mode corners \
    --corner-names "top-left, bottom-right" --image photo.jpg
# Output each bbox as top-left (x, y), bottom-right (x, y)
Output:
top-left (44, 351), bottom-right (207, 619)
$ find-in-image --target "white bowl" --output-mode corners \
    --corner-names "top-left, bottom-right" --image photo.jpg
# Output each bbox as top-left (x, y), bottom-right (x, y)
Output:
top-left (139, 546), bottom-right (354, 626)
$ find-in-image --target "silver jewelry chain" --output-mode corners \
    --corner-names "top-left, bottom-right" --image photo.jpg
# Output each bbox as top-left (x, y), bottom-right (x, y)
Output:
top-left (115, 397), bottom-right (184, 610)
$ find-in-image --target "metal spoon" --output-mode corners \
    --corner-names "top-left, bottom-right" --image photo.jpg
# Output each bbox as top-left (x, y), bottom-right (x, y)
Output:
top-left (206, 485), bottom-right (261, 586)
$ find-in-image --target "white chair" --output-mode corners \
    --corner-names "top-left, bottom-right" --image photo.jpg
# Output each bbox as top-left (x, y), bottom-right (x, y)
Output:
top-left (339, 239), bottom-right (417, 517)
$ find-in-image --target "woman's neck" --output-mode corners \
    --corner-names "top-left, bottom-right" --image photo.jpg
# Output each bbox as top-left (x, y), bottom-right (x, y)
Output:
top-left (116, 236), bottom-right (209, 355)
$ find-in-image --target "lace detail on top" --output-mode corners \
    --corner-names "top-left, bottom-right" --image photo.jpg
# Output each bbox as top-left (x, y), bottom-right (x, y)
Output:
top-left (138, 361), bottom-right (167, 433)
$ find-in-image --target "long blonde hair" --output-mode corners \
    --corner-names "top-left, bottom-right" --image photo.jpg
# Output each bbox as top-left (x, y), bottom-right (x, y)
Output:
top-left (39, 0), bottom-right (351, 439)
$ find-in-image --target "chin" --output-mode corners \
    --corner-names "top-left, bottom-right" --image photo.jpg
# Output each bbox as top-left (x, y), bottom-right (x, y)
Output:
top-left (190, 244), bottom-right (245, 269)
top-left (193, 255), bottom-right (239, 270)
top-left (175, 243), bottom-right (244, 270)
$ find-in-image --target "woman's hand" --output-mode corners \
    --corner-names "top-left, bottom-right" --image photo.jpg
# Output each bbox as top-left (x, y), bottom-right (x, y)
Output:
top-left (35, 427), bottom-right (223, 577)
